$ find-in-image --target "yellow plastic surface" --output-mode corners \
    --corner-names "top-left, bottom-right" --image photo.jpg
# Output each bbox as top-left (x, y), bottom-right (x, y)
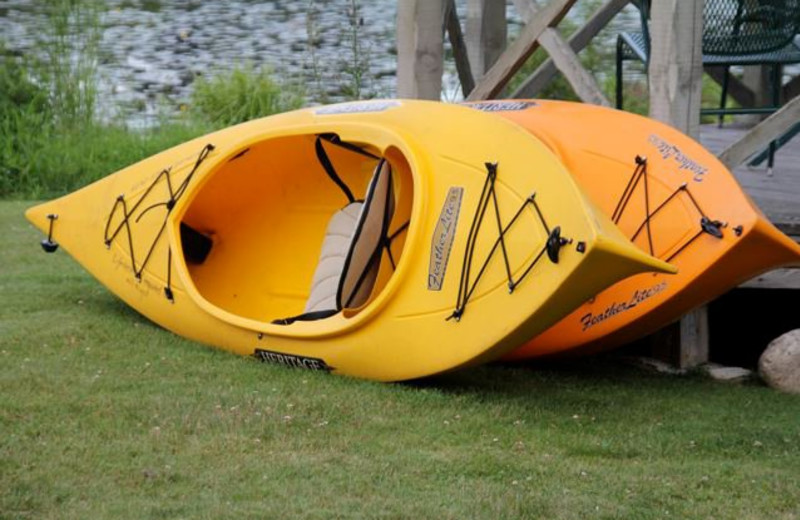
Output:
top-left (27, 100), bottom-right (673, 381)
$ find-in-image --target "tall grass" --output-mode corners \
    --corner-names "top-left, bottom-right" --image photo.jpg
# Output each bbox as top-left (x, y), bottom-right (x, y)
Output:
top-left (339, 0), bottom-right (375, 100)
top-left (38, 0), bottom-right (103, 129)
top-left (306, 0), bottom-right (382, 102)
top-left (190, 63), bottom-right (304, 128)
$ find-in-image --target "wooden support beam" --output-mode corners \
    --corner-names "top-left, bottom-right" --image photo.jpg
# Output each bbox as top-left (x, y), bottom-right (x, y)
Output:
top-left (396, 0), bottom-right (447, 100)
top-left (512, 0), bottom-right (610, 106)
top-left (466, 0), bottom-right (507, 79)
top-left (717, 94), bottom-right (800, 169)
top-left (647, 0), bottom-right (707, 368)
top-left (538, 30), bottom-right (611, 106)
top-left (466, 0), bottom-right (577, 101)
top-left (445, 0), bottom-right (475, 98)
top-left (648, 0), bottom-right (704, 139)
top-left (704, 65), bottom-right (756, 108)
top-left (784, 74), bottom-right (800, 102)
top-left (741, 268), bottom-right (800, 290)
top-left (511, 0), bottom-right (628, 98)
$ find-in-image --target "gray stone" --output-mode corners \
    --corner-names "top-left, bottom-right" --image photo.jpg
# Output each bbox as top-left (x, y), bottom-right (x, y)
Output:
top-left (620, 356), bottom-right (686, 375)
top-left (702, 364), bottom-right (754, 384)
top-left (759, 329), bottom-right (800, 394)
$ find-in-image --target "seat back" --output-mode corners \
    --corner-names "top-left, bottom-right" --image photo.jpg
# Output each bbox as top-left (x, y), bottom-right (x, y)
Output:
top-left (303, 202), bottom-right (363, 314)
top-left (337, 159), bottom-right (395, 310)
top-left (275, 158), bottom-right (394, 325)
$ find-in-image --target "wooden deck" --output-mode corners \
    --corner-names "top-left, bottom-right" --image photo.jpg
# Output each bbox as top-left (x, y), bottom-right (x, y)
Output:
top-left (700, 124), bottom-right (800, 289)
top-left (699, 124), bottom-right (800, 238)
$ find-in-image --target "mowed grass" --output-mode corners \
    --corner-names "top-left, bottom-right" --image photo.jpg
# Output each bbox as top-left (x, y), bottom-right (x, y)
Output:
top-left (2, 199), bottom-right (799, 520)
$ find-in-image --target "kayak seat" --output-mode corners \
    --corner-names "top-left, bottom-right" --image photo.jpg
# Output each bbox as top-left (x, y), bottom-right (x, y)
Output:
top-left (302, 201), bottom-right (363, 314)
top-left (273, 159), bottom-right (395, 325)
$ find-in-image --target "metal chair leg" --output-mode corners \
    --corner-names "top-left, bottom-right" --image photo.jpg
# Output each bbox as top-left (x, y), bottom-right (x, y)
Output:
top-left (718, 66), bottom-right (730, 128)
top-left (616, 36), bottom-right (624, 110)
top-left (768, 64), bottom-right (781, 171)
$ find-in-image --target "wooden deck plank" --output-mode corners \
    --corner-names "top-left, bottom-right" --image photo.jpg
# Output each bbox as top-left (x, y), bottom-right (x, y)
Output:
top-left (699, 124), bottom-right (800, 237)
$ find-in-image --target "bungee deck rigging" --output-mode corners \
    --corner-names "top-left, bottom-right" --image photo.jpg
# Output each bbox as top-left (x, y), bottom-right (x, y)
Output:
top-left (612, 155), bottom-right (725, 263)
top-left (103, 143), bottom-right (215, 301)
top-left (448, 161), bottom-right (572, 322)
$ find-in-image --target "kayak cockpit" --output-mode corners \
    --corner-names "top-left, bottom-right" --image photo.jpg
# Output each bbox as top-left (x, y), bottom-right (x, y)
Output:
top-left (177, 132), bottom-right (413, 326)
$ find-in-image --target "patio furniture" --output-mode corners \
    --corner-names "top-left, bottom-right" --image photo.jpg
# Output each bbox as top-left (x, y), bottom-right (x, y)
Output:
top-left (616, 0), bottom-right (800, 168)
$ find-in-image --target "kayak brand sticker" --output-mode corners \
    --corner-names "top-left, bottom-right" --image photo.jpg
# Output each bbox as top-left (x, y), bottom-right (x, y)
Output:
top-left (647, 134), bottom-right (708, 182)
top-left (428, 187), bottom-right (464, 291)
top-left (315, 100), bottom-right (401, 115)
top-left (254, 349), bottom-right (332, 372)
top-left (579, 281), bottom-right (668, 332)
top-left (464, 100), bottom-right (537, 112)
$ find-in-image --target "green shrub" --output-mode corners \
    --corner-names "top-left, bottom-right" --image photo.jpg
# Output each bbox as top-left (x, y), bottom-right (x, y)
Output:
top-left (0, 51), bottom-right (53, 197)
top-left (190, 64), bottom-right (305, 128)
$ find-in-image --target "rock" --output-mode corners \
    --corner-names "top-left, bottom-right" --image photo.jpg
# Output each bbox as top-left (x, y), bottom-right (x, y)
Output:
top-left (759, 329), bottom-right (800, 394)
top-left (619, 356), bottom-right (686, 375)
top-left (701, 363), bottom-right (754, 384)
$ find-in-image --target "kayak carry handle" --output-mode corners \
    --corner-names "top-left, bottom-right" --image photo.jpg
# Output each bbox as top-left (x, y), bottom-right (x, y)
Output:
top-left (40, 214), bottom-right (59, 253)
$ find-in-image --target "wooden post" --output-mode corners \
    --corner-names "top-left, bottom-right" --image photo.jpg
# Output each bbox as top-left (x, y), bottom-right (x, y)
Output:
top-left (705, 66), bottom-right (755, 108)
top-left (648, 0), bottom-right (708, 368)
top-left (784, 74), bottom-right (800, 101)
top-left (466, 0), bottom-right (507, 79)
top-left (396, 0), bottom-right (447, 100)
top-left (741, 65), bottom-right (773, 125)
top-left (648, 0), bottom-right (704, 139)
top-left (679, 306), bottom-right (709, 368)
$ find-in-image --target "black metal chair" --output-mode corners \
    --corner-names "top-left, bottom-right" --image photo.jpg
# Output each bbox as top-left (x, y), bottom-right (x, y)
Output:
top-left (616, 0), bottom-right (800, 169)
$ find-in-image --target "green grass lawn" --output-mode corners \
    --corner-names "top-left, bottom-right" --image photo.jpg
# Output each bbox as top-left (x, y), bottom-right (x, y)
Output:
top-left (2, 200), bottom-right (799, 519)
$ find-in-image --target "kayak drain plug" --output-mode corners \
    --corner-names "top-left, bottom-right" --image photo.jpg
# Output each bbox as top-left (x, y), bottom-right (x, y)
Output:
top-left (40, 214), bottom-right (59, 253)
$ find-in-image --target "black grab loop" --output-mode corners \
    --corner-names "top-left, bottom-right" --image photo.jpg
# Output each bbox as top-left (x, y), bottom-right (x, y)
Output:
top-left (41, 214), bottom-right (59, 253)
top-left (315, 134), bottom-right (381, 205)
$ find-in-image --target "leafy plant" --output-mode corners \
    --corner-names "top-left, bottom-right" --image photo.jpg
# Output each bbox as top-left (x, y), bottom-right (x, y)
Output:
top-left (190, 64), bottom-right (304, 128)
top-left (0, 49), bottom-right (53, 197)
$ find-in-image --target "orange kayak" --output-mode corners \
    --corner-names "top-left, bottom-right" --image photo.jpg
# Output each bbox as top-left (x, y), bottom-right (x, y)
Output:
top-left (468, 100), bottom-right (800, 360)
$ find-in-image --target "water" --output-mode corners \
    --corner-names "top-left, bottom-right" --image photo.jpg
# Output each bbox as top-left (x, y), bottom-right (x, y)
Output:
top-left (0, 0), bottom-right (639, 126)
top-left (0, 0), bottom-right (400, 124)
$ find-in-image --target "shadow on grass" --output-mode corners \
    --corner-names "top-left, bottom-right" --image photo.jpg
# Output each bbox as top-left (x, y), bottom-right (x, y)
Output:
top-left (403, 353), bottom-right (769, 426)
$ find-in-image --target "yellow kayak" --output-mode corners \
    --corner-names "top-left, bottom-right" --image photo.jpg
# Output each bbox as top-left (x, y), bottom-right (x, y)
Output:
top-left (27, 100), bottom-right (673, 381)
